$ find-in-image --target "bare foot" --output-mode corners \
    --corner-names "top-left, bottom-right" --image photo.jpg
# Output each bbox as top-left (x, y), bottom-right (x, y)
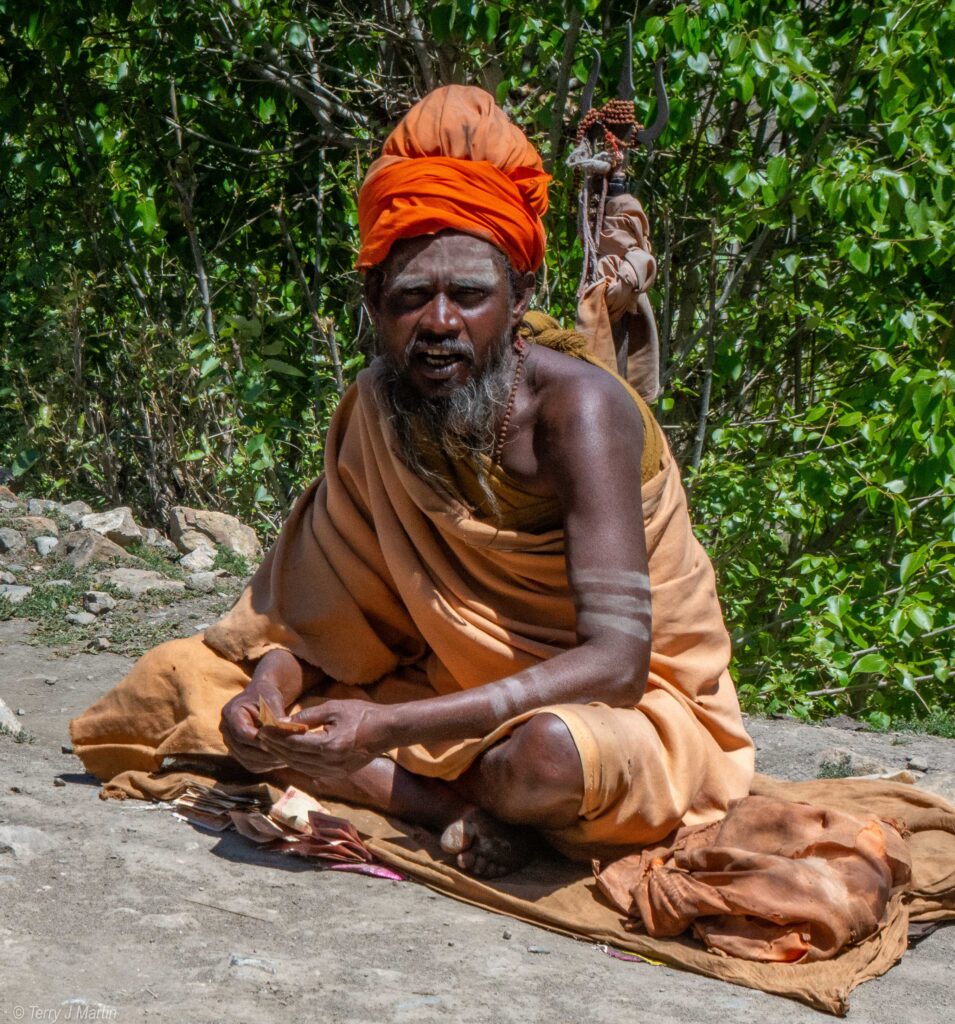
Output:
top-left (439, 807), bottom-right (537, 879)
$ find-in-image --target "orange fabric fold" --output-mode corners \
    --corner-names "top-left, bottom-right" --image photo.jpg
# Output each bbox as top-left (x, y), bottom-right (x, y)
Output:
top-left (357, 85), bottom-right (550, 271)
top-left (595, 795), bottom-right (913, 963)
top-left (357, 157), bottom-right (549, 273)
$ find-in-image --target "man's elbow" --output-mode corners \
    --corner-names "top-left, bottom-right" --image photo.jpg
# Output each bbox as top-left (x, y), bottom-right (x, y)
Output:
top-left (593, 643), bottom-right (649, 706)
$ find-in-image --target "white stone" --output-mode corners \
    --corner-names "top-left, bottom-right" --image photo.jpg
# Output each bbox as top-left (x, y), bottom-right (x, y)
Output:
top-left (185, 571), bottom-right (217, 594)
top-left (0, 571), bottom-right (15, 585)
top-left (59, 499), bottom-right (93, 525)
top-left (0, 698), bottom-right (24, 738)
top-left (180, 545), bottom-right (216, 572)
top-left (169, 506), bottom-right (261, 559)
top-left (0, 584), bottom-right (31, 605)
top-left (65, 611), bottom-right (97, 627)
top-left (0, 528), bottom-right (25, 554)
top-left (26, 498), bottom-right (60, 517)
top-left (79, 507), bottom-right (143, 548)
top-left (34, 536), bottom-right (59, 557)
top-left (0, 825), bottom-right (57, 862)
top-left (97, 567), bottom-right (186, 598)
top-left (83, 591), bottom-right (117, 615)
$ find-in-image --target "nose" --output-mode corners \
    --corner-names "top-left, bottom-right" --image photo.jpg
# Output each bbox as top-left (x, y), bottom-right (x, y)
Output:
top-left (417, 291), bottom-right (462, 338)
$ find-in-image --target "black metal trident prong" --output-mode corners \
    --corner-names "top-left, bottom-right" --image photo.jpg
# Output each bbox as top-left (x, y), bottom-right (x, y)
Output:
top-left (578, 22), bottom-right (670, 160)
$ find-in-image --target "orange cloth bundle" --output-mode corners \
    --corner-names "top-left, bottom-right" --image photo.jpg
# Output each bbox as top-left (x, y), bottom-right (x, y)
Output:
top-left (595, 795), bottom-right (913, 963)
top-left (357, 85), bottom-right (550, 272)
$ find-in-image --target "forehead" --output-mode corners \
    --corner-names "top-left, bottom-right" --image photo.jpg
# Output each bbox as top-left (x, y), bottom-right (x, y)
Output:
top-left (382, 232), bottom-right (507, 290)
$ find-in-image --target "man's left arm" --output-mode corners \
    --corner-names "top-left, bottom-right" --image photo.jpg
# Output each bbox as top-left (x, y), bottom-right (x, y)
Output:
top-left (259, 372), bottom-right (650, 772)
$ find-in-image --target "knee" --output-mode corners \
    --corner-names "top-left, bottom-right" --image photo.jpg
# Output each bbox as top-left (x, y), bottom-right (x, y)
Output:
top-left (483, 713), bottom-right (584, 825)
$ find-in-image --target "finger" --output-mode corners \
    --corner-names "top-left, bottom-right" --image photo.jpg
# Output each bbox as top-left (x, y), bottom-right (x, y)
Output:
top-left (226, 703), bottom-right (265, 742)
top-left (290, 704), bottom-right (338, 727)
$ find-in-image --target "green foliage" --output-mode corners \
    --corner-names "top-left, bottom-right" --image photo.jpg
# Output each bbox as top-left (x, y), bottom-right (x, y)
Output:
top-left (1, 0), bottom-right (952, 725)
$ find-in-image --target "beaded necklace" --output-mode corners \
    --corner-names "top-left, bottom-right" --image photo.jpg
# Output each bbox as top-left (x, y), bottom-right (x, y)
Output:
top-left (491, 337), bottom-right (527, 466)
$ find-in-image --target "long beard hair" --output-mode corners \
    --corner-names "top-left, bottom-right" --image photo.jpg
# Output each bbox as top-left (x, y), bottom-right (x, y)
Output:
top-left (376, 331), bottom-right (517, 516)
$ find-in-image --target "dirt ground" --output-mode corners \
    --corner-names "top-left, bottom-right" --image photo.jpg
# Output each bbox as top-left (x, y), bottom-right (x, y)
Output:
top-left (1, 614), bottom-right (953, 1024)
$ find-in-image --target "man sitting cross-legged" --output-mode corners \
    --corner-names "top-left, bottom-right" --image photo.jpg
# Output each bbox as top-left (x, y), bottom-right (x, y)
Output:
top-left (70, 86), bottom-right (754, 878)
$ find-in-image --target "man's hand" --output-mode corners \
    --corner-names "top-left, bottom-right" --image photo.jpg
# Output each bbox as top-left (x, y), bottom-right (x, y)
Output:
top-left (220, 648), bottom-right (312, 774)
top-left (256, 699), bottom-right (393, 777)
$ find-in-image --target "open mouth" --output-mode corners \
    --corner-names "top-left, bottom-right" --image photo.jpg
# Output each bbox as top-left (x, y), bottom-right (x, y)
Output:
top-left (410, 345), bottom-right (471, 378)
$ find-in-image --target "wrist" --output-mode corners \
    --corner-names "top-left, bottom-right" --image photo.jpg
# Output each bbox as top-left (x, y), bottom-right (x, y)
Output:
top-left (364, 702), bottom-right (406, 753)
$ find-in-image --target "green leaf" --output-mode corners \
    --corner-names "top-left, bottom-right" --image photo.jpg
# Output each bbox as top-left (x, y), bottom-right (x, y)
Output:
top-left (852, 652), bottom-right (887, 676)
top-left (10, 448), bottom-right (40, 477)
top-left (909, 605), bottom-right (934, 631)
top-left (265, 358), bottom-right (306, 378)
top-left (687, 52), bottom-right (710, 75)
top-left (900, 546), bottom-right (928, 584)
top-left (789, 82), bottom-right (817, 120)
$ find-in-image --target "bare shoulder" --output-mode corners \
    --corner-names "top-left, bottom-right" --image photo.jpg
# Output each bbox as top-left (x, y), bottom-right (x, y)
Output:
top-left (527, 343), bottom-right (644, 443)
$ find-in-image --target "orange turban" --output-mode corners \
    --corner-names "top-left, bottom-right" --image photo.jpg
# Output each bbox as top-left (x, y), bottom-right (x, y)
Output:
top-left (357, 86), bottom-right (551, 273)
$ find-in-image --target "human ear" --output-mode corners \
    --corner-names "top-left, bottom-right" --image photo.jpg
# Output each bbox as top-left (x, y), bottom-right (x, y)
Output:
top-left (363, 267), bottom-right (385, 318)
top-left (510, 271), bottom-right (536, 325)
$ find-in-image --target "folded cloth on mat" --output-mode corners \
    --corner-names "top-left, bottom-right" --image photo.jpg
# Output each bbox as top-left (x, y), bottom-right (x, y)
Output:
top-left (594, 794), bottom-right (913, 963)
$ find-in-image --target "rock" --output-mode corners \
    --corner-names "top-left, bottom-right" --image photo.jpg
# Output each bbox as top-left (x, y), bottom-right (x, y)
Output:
top-left (13, 515), bottom-right (59, 537)
top-left (60, 530), bottom-right (134, 569)
top-left (88, 637), bottom-right (112, 651)
top-left (0, 584), bottom-right (31, 605)
top-left (0, 825), bottom-right (57, 861)
top-left (527, 946), bottom-right (551, 954)
top-left (823, 714), bottom-right (868, 732)
top-left (0, 484), bottom-right (19, 502)
top-left (142, 527), bottom-right (179, 554)
top-left (919, 771), bottom-right (955, 805)
top-left (180, 544), bottom-right (216, 572)
top-left (0, 698), bottom-right (25, 738)
top-left (502, 928), bottom-right (512, 940)
top-left (26, 498), bottom-right (60, 517)
top-left (62, 744), bottom-right (74, 754)
top-left (79, 506), bottom-right (143, 548)
top-left (0, 571), bottom-right (15, 585)
top-left (228, 954), bottom-right (276, 974)
top-left (43, 579), bottom-right (72, 588)
top-left (53, 777), bottom-right (66, 787)
top-left (65, 611), bottom-right (97, 627)
top-left (185, 571), bottom-right (218, 594)
top-left (816, 746), bottom-right (888, 779)
top-left (907, 755), bottom-right (930, 773)
top-left (0, 528), bottom-right (26, 554)
top-left (97, 567), bottom-right (186, 598)
top-left (83, 591), bottom-right (117, 615)
top-left (59, 499), bottom-right (93, 525)
top-left (169, 506), bottom-right (262, 559)
top-left (34, 536), bottom-right (59, 557)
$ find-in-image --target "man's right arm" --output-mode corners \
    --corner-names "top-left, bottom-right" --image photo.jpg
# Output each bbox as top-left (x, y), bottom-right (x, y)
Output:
top-left (220, 648), bottom-right (315, 773)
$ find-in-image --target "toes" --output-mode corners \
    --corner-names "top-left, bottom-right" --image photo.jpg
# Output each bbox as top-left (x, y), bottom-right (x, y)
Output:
top-left (440, 818), bottom-right (472, 855)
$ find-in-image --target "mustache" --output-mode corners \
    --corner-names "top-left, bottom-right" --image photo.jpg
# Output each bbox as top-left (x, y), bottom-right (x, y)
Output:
top-left (402, 337), bottom-right (475, 365)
